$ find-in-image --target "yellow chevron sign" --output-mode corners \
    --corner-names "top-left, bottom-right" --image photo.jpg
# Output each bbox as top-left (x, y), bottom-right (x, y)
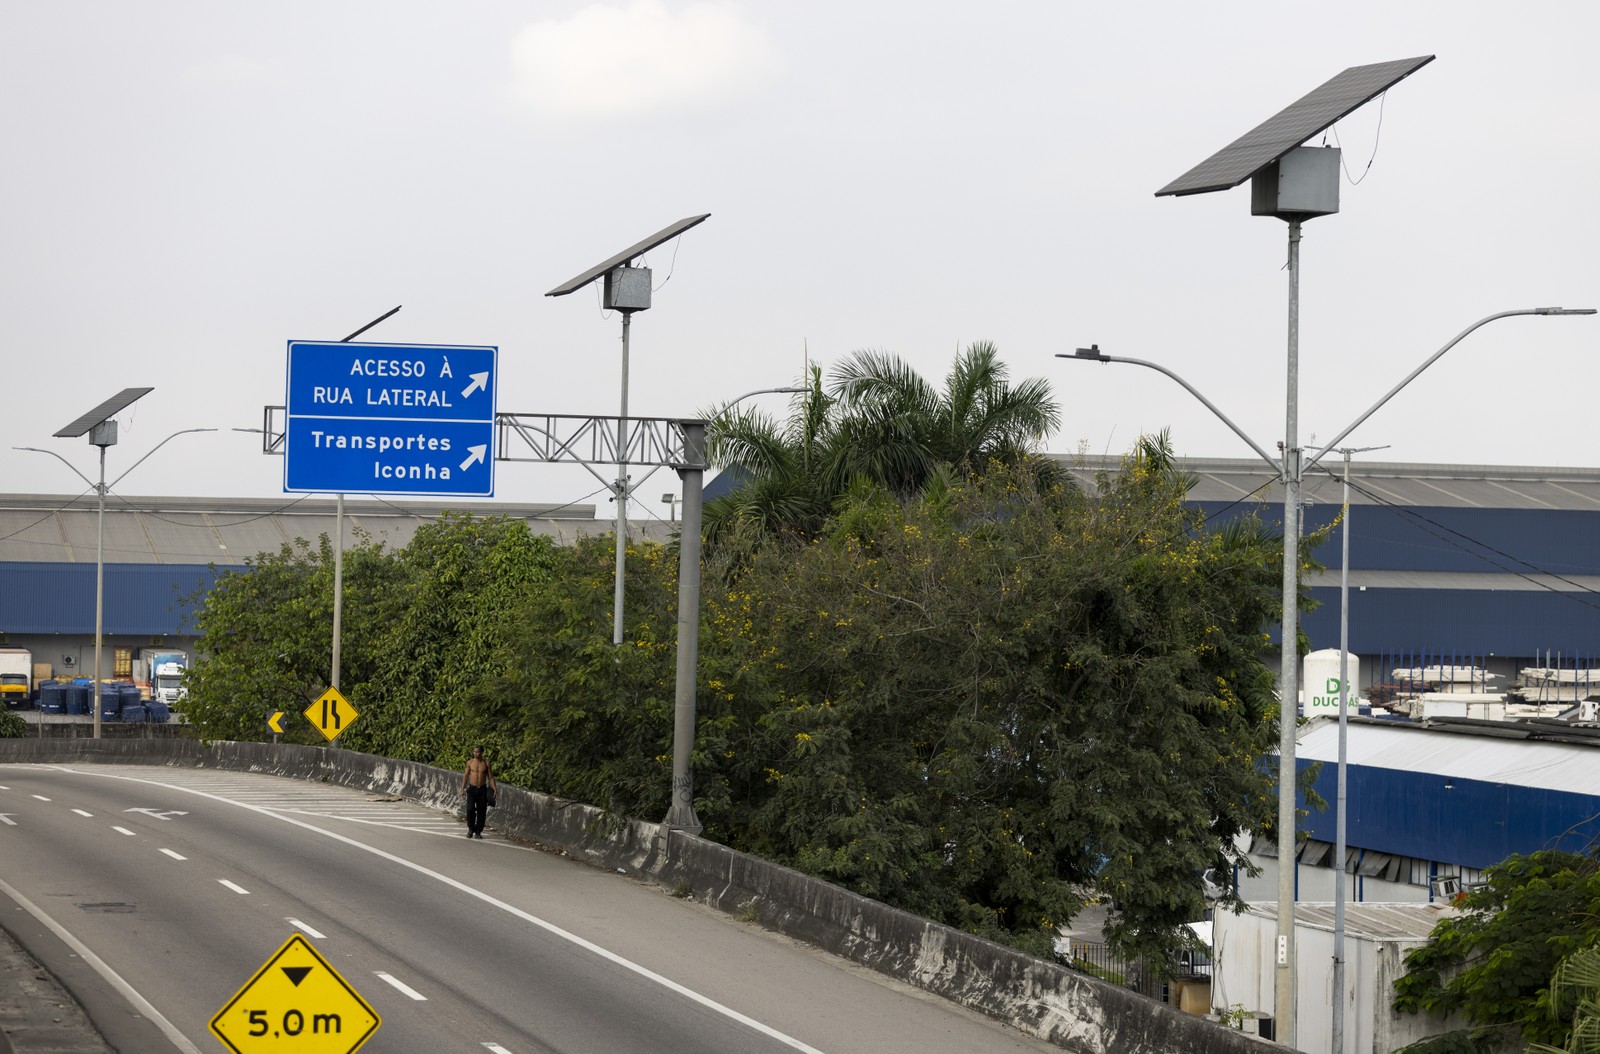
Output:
top-left (267, 711), bottom-right (286, 735)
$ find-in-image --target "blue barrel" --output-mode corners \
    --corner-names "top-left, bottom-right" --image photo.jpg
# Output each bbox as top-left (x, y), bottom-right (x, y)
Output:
top-left (147, 702), bottom-right (170, 724)
top-left (118, 684), bottom-right (141, 711)
top-left (121, 703), bottom-right (147, 723)
top-left (98, 683), bottom-right (123, 720)
top-left (64, 683), bottom-right (89, 715)
top-left (37, 682), bottom-right (64, 714)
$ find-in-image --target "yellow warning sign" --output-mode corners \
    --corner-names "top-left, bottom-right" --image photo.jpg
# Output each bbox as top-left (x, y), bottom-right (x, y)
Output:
top-left (210, 933), bottom-right (380, 1054)
top-left (303, 687), bottom-right (359, 744)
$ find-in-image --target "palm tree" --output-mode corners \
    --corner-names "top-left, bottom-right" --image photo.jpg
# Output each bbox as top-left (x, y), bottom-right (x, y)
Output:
top-left (702, 365), bottom-right (846, 545)
top-left (830, 341), bottom-right (1060, 497)
top-left (704, 343), bottom-right (1060, 543)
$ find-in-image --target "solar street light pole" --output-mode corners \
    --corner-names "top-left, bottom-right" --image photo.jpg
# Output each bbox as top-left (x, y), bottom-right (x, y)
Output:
top-left (1063, 307), bottom-right (1590, 1047)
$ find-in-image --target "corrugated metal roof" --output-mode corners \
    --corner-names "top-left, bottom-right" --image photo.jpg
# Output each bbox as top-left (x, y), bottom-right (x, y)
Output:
top-left (0, 494), bottom-right (664, 566)
top-left (1236, 900), bottom-right (1456, 940)
top-left (1297, 719), bottom-right (1600, 796)
top-left (1056, 455), bottom-right (1600, 510)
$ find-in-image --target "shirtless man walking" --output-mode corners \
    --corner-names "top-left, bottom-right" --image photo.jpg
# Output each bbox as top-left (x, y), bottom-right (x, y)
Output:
top-left (461, 746), bottom-right (497, 839)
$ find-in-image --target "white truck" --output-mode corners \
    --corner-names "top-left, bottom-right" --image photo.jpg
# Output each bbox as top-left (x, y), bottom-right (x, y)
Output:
top-left (0, 648), bottom-right (33, 708)
top-left (150, 652), bottom-right (188, 708)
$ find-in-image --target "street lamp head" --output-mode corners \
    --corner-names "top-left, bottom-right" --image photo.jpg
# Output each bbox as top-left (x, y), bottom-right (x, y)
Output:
top-left (1534, 307), bottom-right (1598, 315)
top-left (1060, 345), bottom-right (1109, 362)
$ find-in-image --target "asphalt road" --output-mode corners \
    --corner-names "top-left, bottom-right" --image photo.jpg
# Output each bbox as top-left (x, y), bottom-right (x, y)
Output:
top-left (0, 762), bottom-right (1061, 1054)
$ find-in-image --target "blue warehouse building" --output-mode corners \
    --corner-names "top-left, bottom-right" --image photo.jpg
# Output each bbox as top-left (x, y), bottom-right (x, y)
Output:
top-left (1062, 455), bottom-right (1600, 686)
top-left (0, 493), bottom-right (664, 685)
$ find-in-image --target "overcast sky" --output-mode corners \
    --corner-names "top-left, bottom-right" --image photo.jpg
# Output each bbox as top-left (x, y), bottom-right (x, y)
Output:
top-left (3, 1), bottom-right (1596, 523)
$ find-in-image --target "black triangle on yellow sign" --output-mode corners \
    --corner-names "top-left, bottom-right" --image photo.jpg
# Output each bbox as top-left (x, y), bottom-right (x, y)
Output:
top-left (210, 932), bottom-right (380, 1054)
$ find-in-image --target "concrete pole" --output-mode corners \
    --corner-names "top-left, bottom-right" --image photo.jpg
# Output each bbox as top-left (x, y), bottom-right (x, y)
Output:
top-left (664, 420), bottom-right (705, 835)
top-left (1275, 216), bottom-right (1302, 1046)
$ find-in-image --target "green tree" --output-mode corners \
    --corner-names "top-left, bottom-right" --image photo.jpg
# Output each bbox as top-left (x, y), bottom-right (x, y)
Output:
top-left (829, 340), bottom-right (1061, 496)
top-left (342, 513), bottom-right (559, 774)
top-left (705, 343), bottom-right (1059, 544)
top-left (183, 533), bottom-right (407, 742)
top-left (1530, 945), bottom-right (1600, 1054)
top-left (0, 710), bottom-right (26, 738)
top-left (1393, 849), bottom-right (1600, 1053)
top-left (704, 453), bottom-right (1284, 966)
top-left (704, 364), bottom-right (846, 546)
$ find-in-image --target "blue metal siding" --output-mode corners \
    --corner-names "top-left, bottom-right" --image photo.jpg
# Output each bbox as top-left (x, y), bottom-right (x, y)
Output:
top-left (1300, 586), bottom-right (1600, 655)
top-left (1300, 761), bottom-right (1600, 870)
top-left (1195, 501), bottom-right (1600, 575)
top-left (0, 562), bottom-right (223, 635)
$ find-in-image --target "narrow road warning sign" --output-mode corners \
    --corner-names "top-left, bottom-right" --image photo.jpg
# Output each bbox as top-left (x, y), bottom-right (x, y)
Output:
top-left (210, 933), bottom-right (380, 1053)
top-left (303, 687), bottom-right (359, 744)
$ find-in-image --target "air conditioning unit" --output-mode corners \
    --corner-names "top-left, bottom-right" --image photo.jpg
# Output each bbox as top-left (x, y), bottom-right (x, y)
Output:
top-left (1430, 876), bottom-right (1461, 899)
top-left (61, 654), bottom-right (76, 667)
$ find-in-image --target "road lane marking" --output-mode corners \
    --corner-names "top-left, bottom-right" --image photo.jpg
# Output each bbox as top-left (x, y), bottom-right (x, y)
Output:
top-left (31, 794), bottom-right (49, 801)
top-left (483, 1044), bottom-right (516, 1053)
top-left (374, 972), bottom-right (427, 1000)
top-left (0, 815), bottom-right (15, 826)
top-left (111, 826), bottom-right (136, 836)
top-left (160, 848), bottom-right (186, 860)
top-left (0, 874), bottom-right (204, 1053)
top-left (218, 879), bottom-right (250, 894)
top-left (285, 917), bottom-right (326, 939)
top-left (50, 765), bottom-right (832, 1054)
top-left (72, 808), bottom-right (93, 817)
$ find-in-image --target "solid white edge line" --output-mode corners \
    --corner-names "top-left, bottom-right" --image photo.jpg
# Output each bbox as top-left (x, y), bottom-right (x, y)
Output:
top-left (286, 918), bottom-right (327, 939)
top-left (0, 873), bottom-right (205, 1054)
top-left (374, 971), bottom-right (427, 1001)
top-left (218, 879), bottom-right (250, 894)
top-left (51, 765), bottom-right (830, 1054)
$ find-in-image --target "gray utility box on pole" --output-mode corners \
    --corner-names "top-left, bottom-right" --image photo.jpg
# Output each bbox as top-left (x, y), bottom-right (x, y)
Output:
top-left (1252, 146), bottom-right (1341, 219)
top-left (604, 266), bottom-right (653, 312)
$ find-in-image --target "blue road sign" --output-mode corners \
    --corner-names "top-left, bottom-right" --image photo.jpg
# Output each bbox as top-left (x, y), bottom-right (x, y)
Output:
top-left (285, 341), bottom-right (497, 496)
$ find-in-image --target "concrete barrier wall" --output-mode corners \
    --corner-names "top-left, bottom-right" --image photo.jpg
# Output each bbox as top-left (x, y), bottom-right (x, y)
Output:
top-left (0, 737), bottom-right (1274, 1054)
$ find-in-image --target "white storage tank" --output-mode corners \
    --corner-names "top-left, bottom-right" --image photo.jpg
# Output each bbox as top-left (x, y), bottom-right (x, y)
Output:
top-left (1303, 649), bottom-right (1360, 717)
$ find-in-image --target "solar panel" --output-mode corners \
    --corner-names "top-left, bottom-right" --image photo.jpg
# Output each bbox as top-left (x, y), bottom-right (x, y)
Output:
top-left (1156, 55), bottom-right (1434, 198)
top-left (53, 387), bottom-right (154, 438)
top-left (546, 214), bottom-right (711, 297)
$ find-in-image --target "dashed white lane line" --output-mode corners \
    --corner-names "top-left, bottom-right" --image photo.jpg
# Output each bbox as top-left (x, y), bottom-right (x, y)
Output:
top-left (31, 794), bottom-right (49, 801)
top-left (483, 1044), bottom-right (516, 1054)
top-left (72, 808), bottom-right (93, 817)
top-left (218, 879), bottom-right (251, 895)
top-left (160, 848), bottom-right (186, 860)
top-left (286, 918), bottom-right (326, 939)
top-left (374, 972), bottom-right (427, 1001)
top-left (112, 826), bottom-right (136, 836)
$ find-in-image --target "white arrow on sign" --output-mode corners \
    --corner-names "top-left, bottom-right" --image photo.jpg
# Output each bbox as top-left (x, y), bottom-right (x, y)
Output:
top-left (0, 814), bottom-right (16, 826)
top-left (461, 372), bottom-right (489, 398)
top-left (124, 808), bottom-right (189, 820)
top-left (459, 445), bottom-right (487, 471)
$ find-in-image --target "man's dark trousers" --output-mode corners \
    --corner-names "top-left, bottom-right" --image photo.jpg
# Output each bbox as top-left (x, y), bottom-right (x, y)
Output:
top-left (466, 785), bottom-right (489, 835)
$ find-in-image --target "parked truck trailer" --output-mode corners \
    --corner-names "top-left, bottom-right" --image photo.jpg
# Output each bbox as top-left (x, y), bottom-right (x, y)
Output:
top-left (0, 648), bottom-right (33, 709)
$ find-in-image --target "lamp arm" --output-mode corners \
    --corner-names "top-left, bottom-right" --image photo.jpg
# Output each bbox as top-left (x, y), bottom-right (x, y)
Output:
top-left (1305, 308), bottom-right (1589, 472)
top-left (13, 447), bottom-right (97, 491)
top-left (108, 428), bottom-right (218, 489)
top-left (1066, 354), bottom-right (1281, 474)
